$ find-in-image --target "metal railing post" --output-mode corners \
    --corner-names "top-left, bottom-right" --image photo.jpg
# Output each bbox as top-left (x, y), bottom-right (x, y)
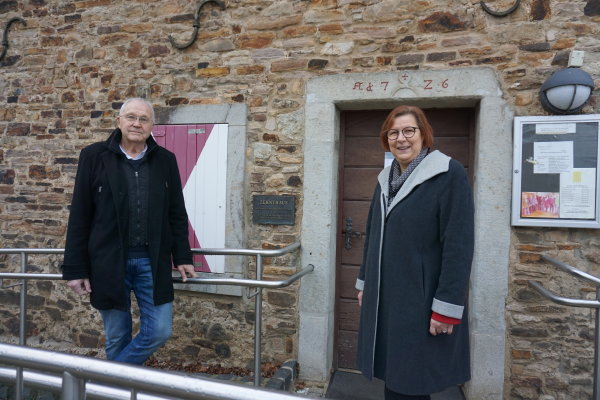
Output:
top-left (61, 371), bottom-right (84, 400)
top-left (16, 251), bottom-right (27, 400)
top-left (254, 254), bottom-right (263, 387)
top-left (19, 251), bottom-right (27, 346)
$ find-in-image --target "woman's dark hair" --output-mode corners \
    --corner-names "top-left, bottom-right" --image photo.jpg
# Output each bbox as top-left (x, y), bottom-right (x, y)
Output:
top-left (379, 105), bottom-right (434, 151)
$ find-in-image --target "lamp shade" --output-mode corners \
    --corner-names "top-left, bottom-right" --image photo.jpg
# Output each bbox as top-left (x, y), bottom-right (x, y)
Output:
top-left (539, 67), bottom-right (595, 114)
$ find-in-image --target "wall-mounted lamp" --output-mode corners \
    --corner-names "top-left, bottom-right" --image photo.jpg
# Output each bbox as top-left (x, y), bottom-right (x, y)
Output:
top-left (539, 67), bottom-right (595, 114)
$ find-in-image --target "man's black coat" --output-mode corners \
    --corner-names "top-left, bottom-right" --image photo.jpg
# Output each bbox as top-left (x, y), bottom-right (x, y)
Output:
top-left (62, 129), bottom-right (193, 310)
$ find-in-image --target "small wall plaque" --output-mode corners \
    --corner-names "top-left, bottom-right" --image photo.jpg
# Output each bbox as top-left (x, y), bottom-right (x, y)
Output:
top-left (253, 195), bottom-right (295, 225)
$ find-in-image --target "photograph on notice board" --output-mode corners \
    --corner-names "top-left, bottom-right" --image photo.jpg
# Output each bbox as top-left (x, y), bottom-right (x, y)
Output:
top-left (521, 192), bottom-right (559, 218)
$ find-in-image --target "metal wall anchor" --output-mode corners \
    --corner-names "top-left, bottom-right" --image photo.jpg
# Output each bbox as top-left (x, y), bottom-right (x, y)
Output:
top-left (1, 17), bottom-right (26, 64)
top-left (168, 0), bottom-right (226, 50)
top-left (480, 0), bottom-right (521, 17)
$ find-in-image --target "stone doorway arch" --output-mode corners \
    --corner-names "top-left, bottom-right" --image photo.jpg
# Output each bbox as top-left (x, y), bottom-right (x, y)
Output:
top-left (299, 68), bottom-right (513, 400)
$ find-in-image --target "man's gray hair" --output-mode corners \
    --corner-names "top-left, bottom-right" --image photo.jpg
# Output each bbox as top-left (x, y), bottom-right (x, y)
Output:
top-left (119, 98), bottom-right (155, 123)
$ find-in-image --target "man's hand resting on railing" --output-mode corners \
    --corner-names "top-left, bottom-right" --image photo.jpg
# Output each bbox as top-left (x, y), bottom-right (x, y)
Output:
top-left (176, 264), bottom-right (197, 282)
top-left (67, 279), bottom-right (91, 295)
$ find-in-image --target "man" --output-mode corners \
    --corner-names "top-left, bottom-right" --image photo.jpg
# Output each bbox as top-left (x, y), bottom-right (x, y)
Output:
top-left (62, 98), bottom-right (197, 365)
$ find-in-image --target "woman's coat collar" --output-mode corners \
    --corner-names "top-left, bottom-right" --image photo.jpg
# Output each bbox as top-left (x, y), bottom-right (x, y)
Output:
top-left (378, 150), bottom-right (451, 214)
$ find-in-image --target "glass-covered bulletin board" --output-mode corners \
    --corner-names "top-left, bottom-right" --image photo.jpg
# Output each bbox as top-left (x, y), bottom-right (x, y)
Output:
top-left (512, 115), bottom-right (600, 228)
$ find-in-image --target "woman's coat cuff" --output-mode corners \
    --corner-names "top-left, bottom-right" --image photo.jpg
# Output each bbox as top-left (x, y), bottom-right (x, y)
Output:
top-left (355, 279), bottom-right (364, 291)
top-left (432, 298), bottom-right (464, 319)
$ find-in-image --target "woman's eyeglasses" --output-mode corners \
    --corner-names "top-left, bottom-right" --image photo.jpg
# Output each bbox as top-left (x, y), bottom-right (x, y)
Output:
top-left (386, 126), bottom-right (419, 141)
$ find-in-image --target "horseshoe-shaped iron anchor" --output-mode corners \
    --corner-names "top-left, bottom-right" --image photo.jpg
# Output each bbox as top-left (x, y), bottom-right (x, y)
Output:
top-left (1, 17), bottom-right (26, 64)
top-left (169, 0), bottom-right (226, 50)
top-left (480, 0), bottom-right (521, 17)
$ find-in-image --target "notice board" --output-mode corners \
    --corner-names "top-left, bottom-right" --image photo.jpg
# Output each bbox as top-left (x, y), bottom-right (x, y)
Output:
top-left (512, 115), bottom-right (600, 228)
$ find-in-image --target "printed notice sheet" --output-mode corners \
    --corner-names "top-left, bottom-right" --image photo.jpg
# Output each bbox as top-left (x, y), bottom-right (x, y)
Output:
top-left (559, 168), bottom-right (596, 219)
top-left (533, 141), bottom-right (573, 174)
top-left (535, 123), bottom-right (576, 135)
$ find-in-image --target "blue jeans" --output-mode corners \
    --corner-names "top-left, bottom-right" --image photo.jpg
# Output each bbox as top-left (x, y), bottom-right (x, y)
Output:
top-left (99, 257), bottom-right (172, 365)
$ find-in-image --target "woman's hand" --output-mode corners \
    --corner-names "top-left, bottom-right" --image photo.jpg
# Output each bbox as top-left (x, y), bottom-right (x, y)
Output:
top-left (429, 318), bottom-right (453, 336)
top-left (357, 290), bottom-right (363, 307)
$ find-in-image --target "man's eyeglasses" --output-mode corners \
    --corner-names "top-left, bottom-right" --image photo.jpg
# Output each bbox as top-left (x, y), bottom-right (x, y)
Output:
top-left (121, 114), bottom-right (152, 125)
top-left (386, 126), bottom-right (419, 140)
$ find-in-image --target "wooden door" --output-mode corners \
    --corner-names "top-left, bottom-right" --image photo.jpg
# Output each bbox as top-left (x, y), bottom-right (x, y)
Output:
top-left (334, 108), bottom-right (475, 370)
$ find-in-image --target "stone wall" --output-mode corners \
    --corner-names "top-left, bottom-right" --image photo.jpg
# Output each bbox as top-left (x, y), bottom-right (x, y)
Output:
top-left (0, 0), bottom-right (599, 397)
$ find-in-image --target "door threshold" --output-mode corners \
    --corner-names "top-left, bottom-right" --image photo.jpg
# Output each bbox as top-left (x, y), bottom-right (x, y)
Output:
top-left (335, 368), bottom-right (361, 374)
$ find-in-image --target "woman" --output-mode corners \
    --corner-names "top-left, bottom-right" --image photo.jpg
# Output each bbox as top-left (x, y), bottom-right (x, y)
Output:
top-left (355, 105), bottom-right (474, 400)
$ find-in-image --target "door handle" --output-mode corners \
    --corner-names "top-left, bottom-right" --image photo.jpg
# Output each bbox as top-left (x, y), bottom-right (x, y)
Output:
top-left (342, 217), bottom-right (363, 250)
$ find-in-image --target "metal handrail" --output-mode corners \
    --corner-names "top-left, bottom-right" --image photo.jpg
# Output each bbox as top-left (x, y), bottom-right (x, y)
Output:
top-left (0, 267), bottom-right (314, 289)
top-left (0, 242), bottom-right (300, 256)
top-left (0, 343), bottom-right (321, 400)
top-left (172, 266), bottom-right (313, 288)
top-left (541, 254), bottom-right (600, 286)
top-left (528, 281), bottom-right (600, 308)
top-left (0, 241), bottom-right (299, 256)
top-left (0, 249), bottom-right (64, 254)
top-left (529, 255), bottom-right (600, 400)
top-left (0, 242), bottom-right (310, 398)
top-left (190, 241), bottom-right (300, 257)
top-left (0, 367), bottom-right (169, 400)
top-left (0, 273), bottom-right (62, 280)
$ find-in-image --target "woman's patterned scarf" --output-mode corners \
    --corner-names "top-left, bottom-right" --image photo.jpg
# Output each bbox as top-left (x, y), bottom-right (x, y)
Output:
top-left (387, 147), bottom-right (430, 207)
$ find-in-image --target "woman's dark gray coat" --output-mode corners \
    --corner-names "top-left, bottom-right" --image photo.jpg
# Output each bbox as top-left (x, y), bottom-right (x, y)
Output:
top-left (62, 129), bottom-right (192, 311)
top-left (355, 150), bottom-right (474, 395)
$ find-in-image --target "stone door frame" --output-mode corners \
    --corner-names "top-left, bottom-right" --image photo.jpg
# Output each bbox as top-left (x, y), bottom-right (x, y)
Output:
top-left (299, 68), bottom-right (513, 400)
